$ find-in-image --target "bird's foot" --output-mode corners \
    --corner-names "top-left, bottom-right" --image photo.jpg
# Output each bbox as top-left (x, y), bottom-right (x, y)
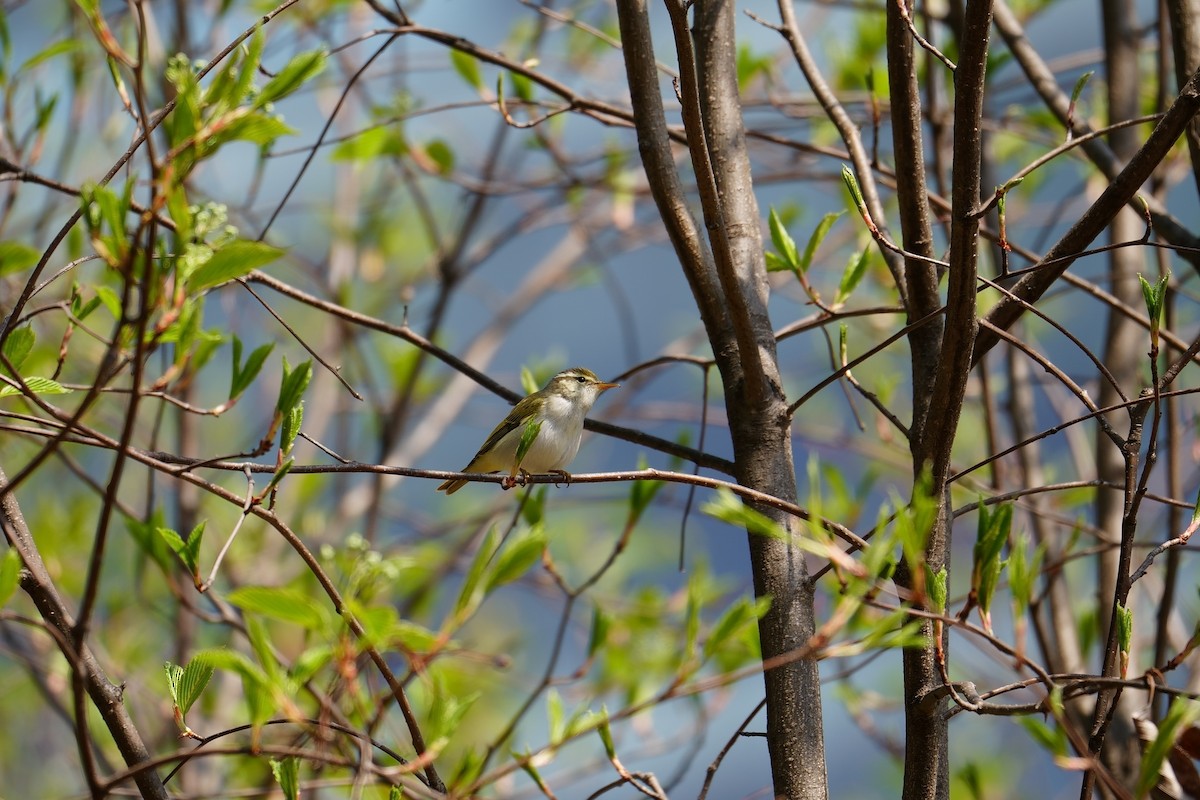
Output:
top-left (502, 468), bottom-right (532, 490)
top-left (548, 469), bottom-right (572, 487)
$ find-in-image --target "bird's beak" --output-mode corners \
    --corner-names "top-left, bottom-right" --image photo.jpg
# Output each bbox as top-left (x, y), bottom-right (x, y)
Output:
top-left (597, 381), bottom-right (619, 392)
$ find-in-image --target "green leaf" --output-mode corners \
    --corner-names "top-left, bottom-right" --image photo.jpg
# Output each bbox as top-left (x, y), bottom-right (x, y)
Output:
top-left (206, 111), bottom-right (296, 149)
top-left (520, 365), bottom-right (539, 395)
top-left (190, 647), bottom-right (270, 685)
top-left (270, 757), bottom-right (300, 800)
top-left (450, 48), bottom-right (484, 90)
top-left (1136, 698), bottom-right (1200, 798)
top-left (546, 688), bottom-right (565, 742)
top-left (628, 454), bottom-right (662, 525)
top-left (702, 488), bottom-right (788, 541)
top-left (1008, 533), bottom-right (1044, 614)
top-left (423, 672), bottom-right (478, 748)
top-left (703, 595), bottom-right (770, 661)
top-left (767, 207), bottom-right (799, 271)
top-left (281, 402), bottom-right (303, 456)
top-left (596, 707), bottom-right (615, 759)
top-left (94, 286), bottom-right (123, 320)
top-left (1070, 70), bottom-right (1094, 107)
top-left (164, 662), bottom-right (183, 707)
top-left (800, 211), bottom-right (845, 274)
top-left (177, 658), bottom-right (214, 714)
top-left (0, 376), bottom-right (70, 398)
top-left (683, 580), bottom-right (701, 668)
top-left (486, 525), bottom-right (546, 592)
top-left (1018, 716), bottom-right (1067, 758)
top-left (834, 248), bottom-right (870, 305)
top-left (230, 338), bottom-right (274, 400)
top-left (157, 521), bottom-right (205, 575)
top-left (0, 242), bottom-right (40, 276)
top-left (186, 240), bottom-right (282, 293)
top-left (1116, 603), bottom-right (1133, 654)
top-left (510, 70), bottom-right (534, 102)
top-left (275, 358), bottom-right (313, 415)
top-left (228, 585), bottom-right (328, 629)
top-left (291, 645), bottom-right (333, 685)
top-left (424, 139), bottom-right (455, 175)
top-left (0, 549), bottom-right (20, 608)
top-left (17, 38), bottom-right (78, 73)
top-left (924, 564), bottom-right (948, 614)
top-left (231, 27), bottom-right (265, 108)
top-left (330, 126), bottom-right (407, 161)
top-left (2, 326), bottom-right (35, 371)
top-left (391, 620), bottom-right (441, 653)
top-left (587, 604), bottom-right (610, 658)
top-left (516, 749), bottom-right (552, 795)
top-left (764, 251), bottom-right (792, 272)
top-left (258, 49), bottom-right (326, 105)
top-left (841, 164), bottom-right (867, 215)
top-left (515, 418), bottom-right (542, 469)
top-left (455, 526), bottom-right (499, 618)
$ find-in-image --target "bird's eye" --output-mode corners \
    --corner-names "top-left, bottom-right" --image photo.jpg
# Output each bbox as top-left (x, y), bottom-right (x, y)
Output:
top-left (575, 376), bottom-right (587, 383)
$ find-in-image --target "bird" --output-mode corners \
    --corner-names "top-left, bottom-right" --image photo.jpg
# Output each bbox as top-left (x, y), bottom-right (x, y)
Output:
top-left (436, 367), bottom-right (619, 494)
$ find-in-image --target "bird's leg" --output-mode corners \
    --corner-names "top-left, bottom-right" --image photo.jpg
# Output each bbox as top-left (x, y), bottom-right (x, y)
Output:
top-left (548, 469), bottom-right (572, 487)
top-left (502, 465), bottom-right (519, 490)
top-left (502, 468), bottom-right (532, 490)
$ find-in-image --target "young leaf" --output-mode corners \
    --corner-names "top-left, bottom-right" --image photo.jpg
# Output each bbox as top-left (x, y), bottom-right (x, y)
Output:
top-left (834, 248), bottom-right (871, 306)
top-left (258, 49), bottom-right (326, 105)
top-left (450, 48), bottom-right (484, 91)
top-left (1019, 716), bottom-right (1068, 758)
top-left (510, 70), bottom-right (534, 102)
top-left (1069, 70), bottom-right (1094, 108)
top-left (520, 365), bottom-right (539, 395)
top-left (164, 662), bottom-right (183, 708)
top-left (230, 338), bottom-right (274, 400)
top-left (703, 595), bottom-right (769, 661)
top-left (2, 326), bottom-right (35, 371)
top-left (177, 658), bottom-right (215, 714)
top-left (1135, 698), bottom-right (1200, 799)
top-left (841, 165), bottom-right (867, 217)
top-left (587, 604), bottom-right (611, 658)
top-left (768, 207), bottom-right (800, 271)
top-left (596, 707), bottom-right (616, 760)
top-left (924, 564), bottom-right (948, 614)
top-left (800, 211), bottom-right (845, 274)
top-left (187, 240), bottom-right (282, 293)
top-left (628, 454), bottom-right (662, 525)
top-left (280, 403), bottom-right (303, 456)
top-left (227, 585), bottom-right (327, 629)
top-left (0, 376), bottom-right (70, 399)
top-left (486, 525), bottom-right (546, 592)
top-left (546, 688), bottom-right (566, 743)
top-left (270, 757), bottom-right (300, 800)
top-left (157, 521), bottom-right (205, 576)
top-left (0, 242), bottom-right (39, 276)
top-left (455, 526), bottom-right (500, 618)
top-left (1117, 603), bottom-right (1133, 677)
top-left (275, 358), bottom-right (313, 415)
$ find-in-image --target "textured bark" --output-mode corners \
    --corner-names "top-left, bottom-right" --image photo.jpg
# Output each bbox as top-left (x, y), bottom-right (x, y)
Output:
top-left (894, 2), bottom-right (992, 798)
top-left (1166, 0), bottom-right (1200, 200)
top-left (616, 1), bottom-right (827, 797)
top-left (1, 468), bottom-right (169, 800)
top-left (1085, 0), bottom-right (1148, 792)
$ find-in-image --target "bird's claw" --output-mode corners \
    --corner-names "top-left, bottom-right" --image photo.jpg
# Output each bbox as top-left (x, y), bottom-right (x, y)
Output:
top-left (549, 469), bottom-right (572, 487)
top-left (502, 468), bottom-right (533, 490)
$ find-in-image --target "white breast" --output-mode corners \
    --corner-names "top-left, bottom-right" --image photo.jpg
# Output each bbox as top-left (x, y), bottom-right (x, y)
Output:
top-left (517, 391), bottom-right (586, 472)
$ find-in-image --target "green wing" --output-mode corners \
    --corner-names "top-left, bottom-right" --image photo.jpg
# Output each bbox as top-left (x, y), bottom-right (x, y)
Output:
top-left (469, 393), bottom-right (541, 462)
